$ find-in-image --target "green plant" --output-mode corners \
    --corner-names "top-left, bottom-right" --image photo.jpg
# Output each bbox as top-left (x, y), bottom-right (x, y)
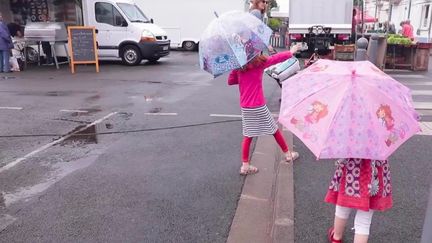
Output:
top-left (268, 18), bottom-right (281, 31)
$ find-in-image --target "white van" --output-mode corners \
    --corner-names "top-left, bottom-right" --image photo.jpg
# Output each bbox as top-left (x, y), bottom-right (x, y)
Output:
top-left (83, 0), bottom-right (170, 65)
top-left (136, 0), bottom-right (248, 51)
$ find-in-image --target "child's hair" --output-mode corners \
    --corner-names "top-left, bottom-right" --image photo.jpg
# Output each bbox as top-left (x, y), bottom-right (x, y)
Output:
top-left (241, 54), bottom-right (268, 71)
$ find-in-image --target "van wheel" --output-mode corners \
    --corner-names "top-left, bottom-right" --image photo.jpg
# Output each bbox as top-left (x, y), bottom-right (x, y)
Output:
top-left (121, 45), bottom-right (141, 66)
top-left (183, 41), bottom-right (197, 51)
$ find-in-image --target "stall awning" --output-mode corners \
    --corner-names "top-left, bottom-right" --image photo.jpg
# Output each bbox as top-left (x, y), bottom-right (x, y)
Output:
top-left (354, 7), bottom-right (377, 23)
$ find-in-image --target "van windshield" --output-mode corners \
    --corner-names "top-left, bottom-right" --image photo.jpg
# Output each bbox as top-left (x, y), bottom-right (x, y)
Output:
top-left (117, 3), bottom-right (150, 23)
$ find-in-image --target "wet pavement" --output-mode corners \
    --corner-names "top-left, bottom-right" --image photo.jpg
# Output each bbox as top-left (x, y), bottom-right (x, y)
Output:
top-left (0, 51), bottom-right (261, 242)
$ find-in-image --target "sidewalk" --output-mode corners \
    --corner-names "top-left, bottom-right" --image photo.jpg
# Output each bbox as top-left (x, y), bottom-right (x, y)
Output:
top-left (227, 130), bottom-right (295, 243)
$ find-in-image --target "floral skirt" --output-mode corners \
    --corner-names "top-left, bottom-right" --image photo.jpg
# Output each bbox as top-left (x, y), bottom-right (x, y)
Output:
top-left (325, 158), bottom-right (393, 211)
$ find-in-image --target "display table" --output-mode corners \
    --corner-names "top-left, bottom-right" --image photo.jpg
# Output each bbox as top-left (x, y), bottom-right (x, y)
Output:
top-left (385, 43), bottom-right (431, 71)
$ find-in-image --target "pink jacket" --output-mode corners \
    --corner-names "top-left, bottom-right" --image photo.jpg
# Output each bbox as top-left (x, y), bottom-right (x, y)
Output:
top-left (402, 24), bottom-right (414, 40)
top-left (228, 51), bottom-right (293, 108)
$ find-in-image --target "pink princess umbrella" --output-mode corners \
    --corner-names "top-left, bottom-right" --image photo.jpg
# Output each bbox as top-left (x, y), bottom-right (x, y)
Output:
top-left (278, 59), bottom-right (420, 160)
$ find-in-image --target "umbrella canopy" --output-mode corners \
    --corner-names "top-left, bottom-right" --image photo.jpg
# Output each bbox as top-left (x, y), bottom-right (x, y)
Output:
top-left (199, 11), bottom-right (273, 77)
top-left (279, 59), bottom-right (420, 160)
top-left (354, 7), bottom-right (377, 23)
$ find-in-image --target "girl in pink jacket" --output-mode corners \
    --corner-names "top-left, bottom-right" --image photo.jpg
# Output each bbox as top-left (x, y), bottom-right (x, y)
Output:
top-left (228, 45), bottom-right (300, 175)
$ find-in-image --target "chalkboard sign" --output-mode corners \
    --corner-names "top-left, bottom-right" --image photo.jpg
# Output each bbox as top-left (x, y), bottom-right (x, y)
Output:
top-left (67, 26), bottom-right (99, 73)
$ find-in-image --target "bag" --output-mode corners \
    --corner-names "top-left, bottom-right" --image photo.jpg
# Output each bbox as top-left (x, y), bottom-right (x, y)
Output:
top-left (265, 57), bottom-right (300, 82)
top-left (9, 56), bottom-right (20, 72)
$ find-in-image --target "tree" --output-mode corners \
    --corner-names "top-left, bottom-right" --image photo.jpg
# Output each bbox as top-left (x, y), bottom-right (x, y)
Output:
top-left (353, 0), bottom-right (364, 7)
top-left (266, 0), bottom-right (278, 16)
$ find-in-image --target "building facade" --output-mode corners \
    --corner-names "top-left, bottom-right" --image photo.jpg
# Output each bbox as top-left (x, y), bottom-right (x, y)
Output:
top-left (0, 0), bottom-right (83, 26)
top-left (365, 0), bottom-right (432, 41)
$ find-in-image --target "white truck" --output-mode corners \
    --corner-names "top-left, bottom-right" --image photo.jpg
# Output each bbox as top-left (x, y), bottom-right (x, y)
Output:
top-left (136, 0), bottom-right (248, 51)
top-left (288, 0), bottom-right (354, 55)
top-left (82, 0), bottom-right (170, 65)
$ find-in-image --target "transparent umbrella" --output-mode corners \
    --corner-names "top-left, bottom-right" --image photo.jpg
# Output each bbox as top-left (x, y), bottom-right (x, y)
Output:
top-left (199, 11), bottom-right (273, 77)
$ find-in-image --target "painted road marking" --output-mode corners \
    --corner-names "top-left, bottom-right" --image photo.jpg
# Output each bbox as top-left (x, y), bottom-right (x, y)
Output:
top-left (401, 81), bottom-right (432, 86)
top-left (411, 90), bottom-right (432, 96)
top-left (210, 114), bottom-right (242, 118)
top-left (391, 74), bottom-right (426, 79)
top-left (418, 110), bottom-right (432, 116)
top-left (418, 122), bottom-right (432, 136)
top-left (0, 112), bottom-right (118, 174)
top-left (60, 109), bottom-right (89, 113)
top-left (414, 102), bottom-right (432, 110)
top-left (144, 113), bottom-right (178, 116)
top-left (0, 107), bottom-right (23, 110)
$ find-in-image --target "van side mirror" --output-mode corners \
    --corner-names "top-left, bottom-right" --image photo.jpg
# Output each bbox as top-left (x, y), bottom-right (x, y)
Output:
top-left (150, 18), bottom-right (154, 24)
top-left (122, 20), bottom-right (128, 27)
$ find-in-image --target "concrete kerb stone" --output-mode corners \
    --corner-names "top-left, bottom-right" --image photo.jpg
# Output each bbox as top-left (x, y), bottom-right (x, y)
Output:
top-left (270, 131), bottom-right (295, 243)
top-left (227, 129), bottom-right (295, 243)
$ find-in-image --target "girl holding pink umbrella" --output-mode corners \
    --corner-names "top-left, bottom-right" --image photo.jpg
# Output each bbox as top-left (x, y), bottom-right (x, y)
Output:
top-left (278, 60), bottom-right (420, 242)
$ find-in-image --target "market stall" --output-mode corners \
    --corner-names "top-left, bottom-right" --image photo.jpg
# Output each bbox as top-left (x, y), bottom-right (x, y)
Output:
top-left (385, 34), bottom-right (431, 71)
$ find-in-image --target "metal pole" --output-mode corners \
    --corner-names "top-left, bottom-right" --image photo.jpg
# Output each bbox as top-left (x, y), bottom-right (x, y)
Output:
top-left (428, 4), bottom-right (432, 42)
top-left (374, 0), bottom-right (378, 21)
top-left (362, 0), bottom-right (365, 33)
top-left (407, 0), bottom-right (412, 19)
top-left (388, 2), bottom-right (392, 22)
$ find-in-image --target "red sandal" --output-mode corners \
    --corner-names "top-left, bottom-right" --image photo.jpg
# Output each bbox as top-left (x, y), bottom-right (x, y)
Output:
top-left (327, 227), bottom-right (343, 243)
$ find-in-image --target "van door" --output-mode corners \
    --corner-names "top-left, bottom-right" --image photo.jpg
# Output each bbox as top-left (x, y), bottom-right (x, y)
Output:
top-left (94, 2), bottom-right (128, 57)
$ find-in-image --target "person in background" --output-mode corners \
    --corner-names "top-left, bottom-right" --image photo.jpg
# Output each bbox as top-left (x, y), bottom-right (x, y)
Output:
top-left (40, 14), bottom-right (53, 64)
top-left (384, 21), bottom-right (396, 34)
top-left (249, 0), bottom-right (266, 22)
top-left (250, 0), bottom-right (275, 53)
top-left (402, 20), bottom-right (414, 40)
top-left (7, 22), bottom-right (23, 38)
top-left (0, 12), bottom-right (13, 73)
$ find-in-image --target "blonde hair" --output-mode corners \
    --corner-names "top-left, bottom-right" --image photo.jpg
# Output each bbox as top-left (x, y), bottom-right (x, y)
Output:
top-left (250, 0), bottom-right (266, 14)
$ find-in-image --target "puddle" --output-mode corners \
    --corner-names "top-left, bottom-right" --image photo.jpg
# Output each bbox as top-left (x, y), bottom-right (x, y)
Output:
top-left (61, 125), bottom-right (98, 146)
top-left (45, 91), bottom-right (71, 96)
top-left (70, 108), bottom-right (102, 117)
top-left (85, 94), bottom-right (101, 102)
top-left (0, 193), bottom-right (5, 208)
top-left (149, 107), bottom-right (162, 113)
top-left (16, 90), bottom-right (96, 96)
top-left (118, 112), bottom-right (133, 120)
top-left (1, 76), bottom-right (16, 80)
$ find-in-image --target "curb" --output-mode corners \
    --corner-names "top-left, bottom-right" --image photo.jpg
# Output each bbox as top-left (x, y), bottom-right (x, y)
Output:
top-left (227, 130), bottom-right (294, 243)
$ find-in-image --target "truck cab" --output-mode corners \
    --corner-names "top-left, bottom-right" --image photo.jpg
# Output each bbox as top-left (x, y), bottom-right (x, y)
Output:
top-left (83, 0), bottom-right (170, 65)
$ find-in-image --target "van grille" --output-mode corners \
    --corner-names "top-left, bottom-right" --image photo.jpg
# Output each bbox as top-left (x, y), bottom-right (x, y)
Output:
top-left (156, 36), bottom-right (168, 41)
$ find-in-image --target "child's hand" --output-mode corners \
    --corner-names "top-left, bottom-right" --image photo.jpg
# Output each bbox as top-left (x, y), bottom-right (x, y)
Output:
top-left (290, 43), bottom-right (302, 54)
top-left (268, 45), bottom-right (276, 54)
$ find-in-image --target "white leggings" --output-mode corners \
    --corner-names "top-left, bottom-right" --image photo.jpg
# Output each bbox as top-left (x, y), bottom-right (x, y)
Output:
top-left (335, 205), bottom-right (374, 235)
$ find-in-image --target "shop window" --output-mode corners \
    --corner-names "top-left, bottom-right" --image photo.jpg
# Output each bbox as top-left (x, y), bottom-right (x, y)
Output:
top-left (95, 2), bottom-right (125, 26)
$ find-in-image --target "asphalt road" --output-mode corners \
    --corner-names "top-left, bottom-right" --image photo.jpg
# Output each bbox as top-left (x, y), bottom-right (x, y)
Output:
top-left (0, 52), bottom-right (282, 242)
top-left (1, 51), bottom-right (431, 243)
top-left (293, 66), bottom-right (432, 243)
